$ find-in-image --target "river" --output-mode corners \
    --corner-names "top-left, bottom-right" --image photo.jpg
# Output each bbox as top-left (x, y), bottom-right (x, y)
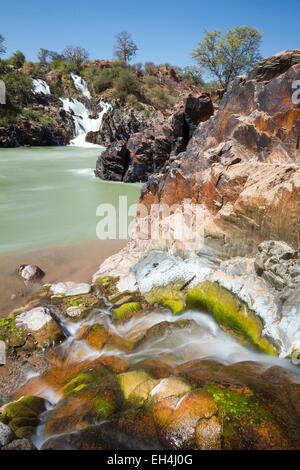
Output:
top-left (0, 146), bottom-right (141, 314)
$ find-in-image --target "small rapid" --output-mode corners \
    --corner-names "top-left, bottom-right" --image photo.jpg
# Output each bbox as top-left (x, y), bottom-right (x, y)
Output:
top-left (15, 302), bottom-right (300, 450)
top-left (32, 79), bottom-right (51, 96)
top-left (60, 307), bottom-right (300, 374)
top-left (70, 72), bottom-right (91, 99)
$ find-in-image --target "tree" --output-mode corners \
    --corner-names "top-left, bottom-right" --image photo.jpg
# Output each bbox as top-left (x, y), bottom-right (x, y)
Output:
top-left (0, 34), bottom-right (6, 56)
top-left (180, 66), bottom-right (205, 87)
top-left (114, 31), bottom-right (138, 64)
top-left (38, 48), bottom-right (60, 65)
top-left (10, 50), bottom-right (26, 68)
top-left (192, 27), bottom-right (262, 88)
top-left (62, 46), bottom-right (89, 69)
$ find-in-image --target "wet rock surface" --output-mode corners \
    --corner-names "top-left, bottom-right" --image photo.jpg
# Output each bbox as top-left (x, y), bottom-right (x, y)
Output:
top-left (0, 270), bottom-right (300, 450)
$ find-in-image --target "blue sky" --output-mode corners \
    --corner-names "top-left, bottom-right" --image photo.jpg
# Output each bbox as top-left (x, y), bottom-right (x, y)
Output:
top-left (1, 0), bottom-right (299, 67)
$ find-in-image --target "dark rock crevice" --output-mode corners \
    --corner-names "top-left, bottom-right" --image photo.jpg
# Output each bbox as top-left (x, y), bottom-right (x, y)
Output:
top-left (95, 93), bottom-right (214, 183)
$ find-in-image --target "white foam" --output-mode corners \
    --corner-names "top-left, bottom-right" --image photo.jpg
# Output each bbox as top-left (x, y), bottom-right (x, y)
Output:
top-left (60, 96), bottom-right (111, 148)
top-left (71, 72), bottom-right (91, 99)
top-left (32, 79), bottom-right (51, 95)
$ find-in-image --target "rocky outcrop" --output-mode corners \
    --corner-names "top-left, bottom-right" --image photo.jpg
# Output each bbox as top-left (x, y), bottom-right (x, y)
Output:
top-left (93, 51), bottom-right (300, 361)
top-left (138, 50), bottom-right (300, 255)
top-left (95, 93), bottom-right (214, 182)
top-left (0, 103), bottom-right (73, 147)
top-left (0, 121), bottom-right (71, 147)
top-left (249, 49), bottom-right (300, 82)
top-left (87, 103), bottom-right (146, 147)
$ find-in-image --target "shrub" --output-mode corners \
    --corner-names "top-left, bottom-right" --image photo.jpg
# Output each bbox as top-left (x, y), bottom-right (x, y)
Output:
top-left (0, 115), bottom-right (9, 126)
top-left (51, 58), bottom-right (75, 74)
top-left (39, 114), bottom-right (55, 127)
top-left (22, 109), bottom-right (39, 121)
top-left (178, 66), bottom-right (205, 87)
top-left (144, 62), bottom-right (156, 75)
top-left (2, 72), bottom-right (33, 107)
top-left (150, 86), bottom-right (176, 110)
top-left (90, 67), bottom-right (118, 93)
top-left (22, 61), bottom-right (36, 76)
top-left (113, 69), bottom-right (141, 101)
top-left (143, 75), bottom-right (177, 110)
top-left (126, 93), bottom-right (144, 110)
top-left (144, 75), bottom-right (157, 88)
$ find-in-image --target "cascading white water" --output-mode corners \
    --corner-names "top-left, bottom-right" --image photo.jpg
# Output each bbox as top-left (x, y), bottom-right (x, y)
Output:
top-left (60, 98), bottom-right (111, 147)
top-left (60, 73), bottom-right (111, 147)
top-left (32, 79), bottom-right (51, 96)
top-left (70, 72), bottom-right (91, 99)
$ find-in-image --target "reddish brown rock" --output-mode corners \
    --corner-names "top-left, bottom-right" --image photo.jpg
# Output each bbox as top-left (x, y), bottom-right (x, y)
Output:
top-left (139, 53), bottom-right (300, 255)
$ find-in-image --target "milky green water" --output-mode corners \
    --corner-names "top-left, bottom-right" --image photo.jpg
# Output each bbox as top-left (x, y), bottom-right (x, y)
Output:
top-left (0, 146), bottom-right (141, 254)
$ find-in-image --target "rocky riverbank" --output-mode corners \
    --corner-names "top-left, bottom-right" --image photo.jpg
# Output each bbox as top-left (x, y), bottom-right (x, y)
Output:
top-left (1, 50), bottom-right (300, 451)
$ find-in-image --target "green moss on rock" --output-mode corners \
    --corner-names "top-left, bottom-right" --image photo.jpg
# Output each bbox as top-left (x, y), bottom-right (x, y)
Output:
top-left (63, 373), bottom-right (94, 396)
top-left (93, 276), bottom-right (120, 298)
top-left (0, 315), bottom-right (27, 348)
top-left (144, 285), bottom-right (186, 315)
top-left (0, 396), bottom-right (46, 437)
top-left (112, 302), bottom-right (142, 321)
top-left (93, 397), bottom-right (115, 418)
top-left (206, 384), bottom-right (273, 423)
top-left (186, 281), bottom-right (278, 355)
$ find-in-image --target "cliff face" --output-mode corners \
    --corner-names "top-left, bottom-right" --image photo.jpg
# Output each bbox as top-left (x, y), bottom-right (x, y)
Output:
top-left (95, 93), bottom-right (214, 182)
top-left (140, 50), bottom-right (300, 256)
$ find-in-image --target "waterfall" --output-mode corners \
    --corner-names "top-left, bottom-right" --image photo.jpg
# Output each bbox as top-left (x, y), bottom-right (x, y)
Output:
top-left (32, 79), bottom-right (51, 95)
top-left (70, 72), bottom-right (91, 99)
top-left (60, 73), bottom-right (111, 147)
top-left (60, 98), bottom-right (111, 147)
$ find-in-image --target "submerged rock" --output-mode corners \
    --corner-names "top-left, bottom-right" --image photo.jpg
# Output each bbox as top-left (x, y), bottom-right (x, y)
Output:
top-left (45, 363), bottom-right (123, 436)
top-left (152, 389), bottom-right (217, 449)
top-left (17, 265), bottom-right (45, 283)
top-left (195, 415), bottom-right (222, 450)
